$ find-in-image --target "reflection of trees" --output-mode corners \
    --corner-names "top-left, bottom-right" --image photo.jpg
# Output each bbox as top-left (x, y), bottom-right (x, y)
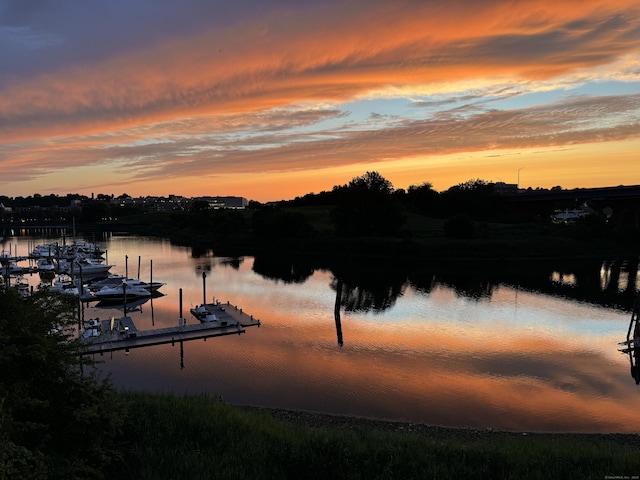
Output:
top-left (418, 257), bottom-right (640, 311)
top-left (436, 273), bottom-right (495, 300)
top-left (407, 270), bottom-right (436, 296)
top-left (543, 258), bottom-right (639, 310)
top-left (219, 257), bottom-right (243, 270)
top-left (252, 254), bottom-right (314, 284)
top-left (330, 266), bottom-right (407, 313)
top-left (195, 262), bottom-right (211, 275)
top-left (195, 257), bottom-right (243, 277)
top-left (329, 267), bottom-right (406, 346)
top-left (252, 252), bottom-right (639, 314)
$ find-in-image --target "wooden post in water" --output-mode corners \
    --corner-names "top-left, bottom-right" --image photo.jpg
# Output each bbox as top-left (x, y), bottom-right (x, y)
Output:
top-left (202, 271), bottom-right (206, 306)
top-left (150, 259), bottom-right (153, 289)
top-left (334, 278), bottom-right (344, 347)
top-left (122, 283), bottom-right (127, 317)
top-left (137, 255), bottom-right (141, 279)
top-left (179, 288), bottom-right (183, 326)
top-left (125, 255), bottom-right (128, 279)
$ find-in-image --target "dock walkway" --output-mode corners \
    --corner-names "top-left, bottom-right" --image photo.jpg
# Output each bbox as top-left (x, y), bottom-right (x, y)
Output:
top-left (81, 301), bottom-right (260, 354)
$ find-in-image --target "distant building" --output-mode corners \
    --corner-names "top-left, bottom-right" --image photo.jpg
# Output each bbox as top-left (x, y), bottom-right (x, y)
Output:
top-left (195, 196), bottom-right (248, 209)
top-left (493, 182), bottom-right (519, 195)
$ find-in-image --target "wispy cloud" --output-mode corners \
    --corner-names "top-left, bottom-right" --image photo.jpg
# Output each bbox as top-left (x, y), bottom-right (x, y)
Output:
top-left (0, 0), bottom-right (639, 197)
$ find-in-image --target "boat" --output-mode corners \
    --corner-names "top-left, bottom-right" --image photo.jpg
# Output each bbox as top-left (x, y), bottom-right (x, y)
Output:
top-left (190, 301), bottom-right (237, 326)
top-left (37, 257), bottom-right (56, 273)
top-left (93, 282), bottom-right (152, 301)
top-left (122, 278), bottom-right (165, 293)
top-left (80, 318), bottom-right (103, 339)
top-left (50, 274), bottom-right (80, 296)
top-left (13, 276), bottom-right (30, 296)
top-left (88, 274), bottom-right (127, 290)
top-left (60, 257), bottom-right (114, 277)
top-left (31, 242), bottom-right (59, 258)
top-left (48, 274), bottom-right (93, 299)
top-left (88, 276), bottom-right (164, 294)
top-left (1, 262), bottom-right (23, 276)
top-left (0, 250), bottom-right (23, 276)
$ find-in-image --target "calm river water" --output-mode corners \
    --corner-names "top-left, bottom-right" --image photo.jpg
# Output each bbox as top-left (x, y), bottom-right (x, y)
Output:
top-left (4, 231), bottom-right (640, 433)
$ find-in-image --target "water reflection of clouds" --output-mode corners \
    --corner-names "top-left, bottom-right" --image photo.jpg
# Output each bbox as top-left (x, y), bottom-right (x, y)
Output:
top-left (100, 319), bottom-right (640, 433)
top-left (12, 235), bottom-right (640, 433)
top-left (104, 317), bottom-right (637, 432)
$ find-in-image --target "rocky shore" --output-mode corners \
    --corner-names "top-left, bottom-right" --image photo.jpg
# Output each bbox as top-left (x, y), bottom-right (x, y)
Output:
top-left (241, 405), bottom-right (640, 446)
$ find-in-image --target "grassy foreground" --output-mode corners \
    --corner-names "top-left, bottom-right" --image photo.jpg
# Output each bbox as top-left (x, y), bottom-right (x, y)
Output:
top-left (112, 392), bottom-right (640, 479)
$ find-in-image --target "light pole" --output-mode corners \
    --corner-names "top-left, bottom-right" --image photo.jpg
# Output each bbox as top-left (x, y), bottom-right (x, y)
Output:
top-left (517, 167), bottom-right (525, 188)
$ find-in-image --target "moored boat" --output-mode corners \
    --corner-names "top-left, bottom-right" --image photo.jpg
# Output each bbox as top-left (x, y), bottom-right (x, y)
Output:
top-left (93, 282), bottom-right (152, 301)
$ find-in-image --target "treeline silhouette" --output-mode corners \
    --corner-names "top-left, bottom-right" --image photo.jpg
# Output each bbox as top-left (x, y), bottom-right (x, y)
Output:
top-left (256, 171), bottom-right (637, 241)
top-left (3, 171), bottom-right (639, 244)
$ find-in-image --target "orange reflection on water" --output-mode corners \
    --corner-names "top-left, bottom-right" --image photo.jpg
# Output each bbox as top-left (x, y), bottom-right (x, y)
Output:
top-left (25, 234), bottom-right (637, 434)
top-left (105, 297), bottom-right (638, 433)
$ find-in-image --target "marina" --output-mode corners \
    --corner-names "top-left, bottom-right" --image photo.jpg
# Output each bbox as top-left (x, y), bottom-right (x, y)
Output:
top-left (80, 300), bottom-right (261, 354)
top-left (3, 232), bottom-right (640, 434)
top-left (2, 237), bottom-right (263, 356)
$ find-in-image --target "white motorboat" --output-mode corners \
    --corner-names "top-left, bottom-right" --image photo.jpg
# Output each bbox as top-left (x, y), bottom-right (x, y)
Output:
top-left (31, 242), bottom-right (59, 258)
top-left (1, 262), bottom-right (22, 276)
top-left (49, 275), bottom-right (93, 299)
top-left (37, 257), bottom-right (56, 272)
top-left (60, 257), bottom-right (114, 276)
top-left (50, 275), bottom-right (80, 296)
top-left (123, 278), bottom-right (165, 292)
top-left (93, 282), bottom-right (152, 301)
top-left (89, 276), bottom-right (164, 293)
top-left (88, 274), bottom-right (126, 290)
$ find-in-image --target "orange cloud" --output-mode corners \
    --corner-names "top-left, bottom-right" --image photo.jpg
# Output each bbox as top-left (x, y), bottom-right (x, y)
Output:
top-left (2, 1), bottom-right (639, 133)
top-left (1, 0), bottom-right (640, 198)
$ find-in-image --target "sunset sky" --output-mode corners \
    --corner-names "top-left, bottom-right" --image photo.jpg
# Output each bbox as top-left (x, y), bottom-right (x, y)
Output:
top-left (1, 0), bottom-right (639, 202)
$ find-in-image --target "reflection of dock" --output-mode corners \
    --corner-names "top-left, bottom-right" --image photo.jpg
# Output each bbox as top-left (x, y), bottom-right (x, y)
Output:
top-left (81, 301), bottom-right (260, 354)
top-left (618, 296), bottom-right (640, 384)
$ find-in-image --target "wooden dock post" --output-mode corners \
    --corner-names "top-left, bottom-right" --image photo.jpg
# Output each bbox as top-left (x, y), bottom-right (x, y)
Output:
top-left (202, 271), bottom-right (206, 306)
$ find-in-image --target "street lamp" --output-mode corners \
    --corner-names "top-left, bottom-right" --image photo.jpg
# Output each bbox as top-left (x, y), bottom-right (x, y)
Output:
top-left (517, 167), bottom-right (525, 188)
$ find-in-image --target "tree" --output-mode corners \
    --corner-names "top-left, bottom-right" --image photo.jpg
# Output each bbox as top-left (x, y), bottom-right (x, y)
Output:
top-left (0, 286), bottom-right (123, 479)
top-left (405, 182), bottom-right (439, 215)
top-left (347, 171), bottom-right (394, 195)
top-left (330, 171), bottom-right (405, 236)
top-left (79, 200), bottom-right (111, 223)
top-left (439, 179), bottom-right (503, 219)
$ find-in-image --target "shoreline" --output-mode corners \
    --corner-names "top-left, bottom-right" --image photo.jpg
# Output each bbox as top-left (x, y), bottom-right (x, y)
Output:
top-left (239, 405), bottom-right (640, 444)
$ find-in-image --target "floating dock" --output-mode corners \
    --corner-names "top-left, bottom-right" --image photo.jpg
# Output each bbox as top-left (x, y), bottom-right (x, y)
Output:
top-left (80, 301), bottom-right (260, 354)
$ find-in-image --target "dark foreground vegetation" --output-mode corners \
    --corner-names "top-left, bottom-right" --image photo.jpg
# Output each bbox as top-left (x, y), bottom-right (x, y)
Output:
top-left (2, 285), bottom-right (640, 479)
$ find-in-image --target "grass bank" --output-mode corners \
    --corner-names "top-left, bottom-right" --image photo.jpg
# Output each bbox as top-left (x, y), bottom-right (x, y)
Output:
top-left (111, 392), bottom-right (640, 479)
